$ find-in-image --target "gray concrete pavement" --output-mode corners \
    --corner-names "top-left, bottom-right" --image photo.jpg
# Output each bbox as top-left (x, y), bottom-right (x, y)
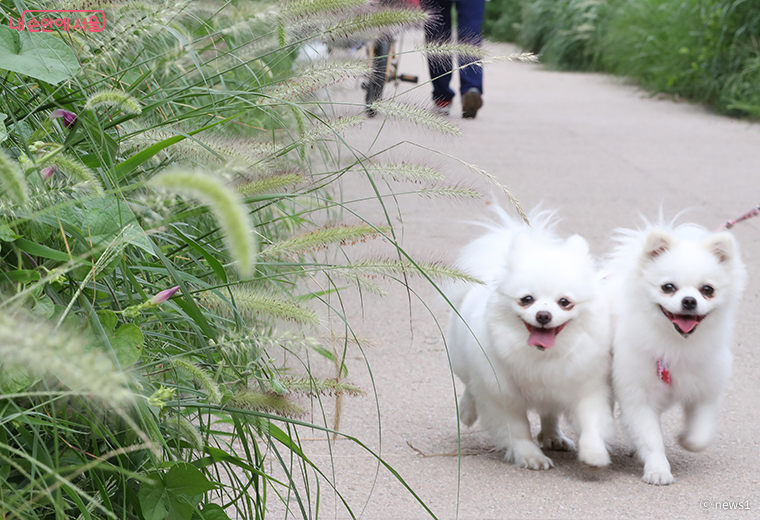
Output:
top-left (282, 38), bottom-right (760, 519)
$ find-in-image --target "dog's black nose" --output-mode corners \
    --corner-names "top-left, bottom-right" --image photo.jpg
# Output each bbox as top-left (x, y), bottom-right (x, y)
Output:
top-left (536, 311), bottom-right (552, 325)
top-left (682, 296), bottom-right (697, 311)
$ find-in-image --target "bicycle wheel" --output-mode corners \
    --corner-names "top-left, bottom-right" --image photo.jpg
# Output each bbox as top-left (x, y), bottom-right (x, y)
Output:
top-left (365, 35), bottom-right (392, 117)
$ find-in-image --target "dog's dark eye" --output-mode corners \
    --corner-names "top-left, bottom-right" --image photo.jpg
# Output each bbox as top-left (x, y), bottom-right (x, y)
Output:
top-left (700, 285), bottom-right (715, 298)
top-left (661, 283), bottom-right (677, 294)
top-left (558, 298), bottom-right (574, 310)
top-left (519, 295), bottom-right (534, 307)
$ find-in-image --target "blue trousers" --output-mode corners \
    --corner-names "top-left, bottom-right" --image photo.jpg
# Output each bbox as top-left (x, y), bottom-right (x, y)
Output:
top-left (423, 0), bottom-right (486, 101)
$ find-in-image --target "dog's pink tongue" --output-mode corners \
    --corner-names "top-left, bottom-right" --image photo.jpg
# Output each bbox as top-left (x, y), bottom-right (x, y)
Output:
top-left (672, 315), bottom-right (700, 334)
top-left (528, 328), bottom-right (556, 349)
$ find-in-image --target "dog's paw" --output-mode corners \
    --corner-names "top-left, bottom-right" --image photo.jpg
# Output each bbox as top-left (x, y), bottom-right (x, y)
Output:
top-left (537, 430), bottom-right (575, 452)
top-left (579, 446), bottom-right (610, 469)
top-left (507, 441), bottom-right (554, 470)
top-left (678, 431), bottom-right (710, 453)
top-left (642, 469), bottom-right (675, 485)
top-left (642, 454), bottom-right (674, 485)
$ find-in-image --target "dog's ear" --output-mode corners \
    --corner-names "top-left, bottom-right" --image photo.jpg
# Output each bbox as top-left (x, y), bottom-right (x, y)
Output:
top-left (704, 232), bottom-right (735, 263)
top-left (644, 229), bottom-right (673, 260)
top-left (564, 234), bottom-right (589, 255)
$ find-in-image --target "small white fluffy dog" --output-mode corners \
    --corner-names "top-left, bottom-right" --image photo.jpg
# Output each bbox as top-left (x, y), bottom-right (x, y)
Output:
top-left (607, 220), bottom-right (746, 485)
top-left (446, 207), bottom-right (614, 470)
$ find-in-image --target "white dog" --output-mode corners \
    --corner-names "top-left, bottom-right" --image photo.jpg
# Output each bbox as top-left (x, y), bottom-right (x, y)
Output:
top-left (607, 220), bottom-right (746, 485)
top-left (446, 207), bottom-right (614, 470)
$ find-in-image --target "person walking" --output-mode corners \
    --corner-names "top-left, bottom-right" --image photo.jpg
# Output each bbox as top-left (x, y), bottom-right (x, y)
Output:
top-left (422, 0), bottom-right (486, 119)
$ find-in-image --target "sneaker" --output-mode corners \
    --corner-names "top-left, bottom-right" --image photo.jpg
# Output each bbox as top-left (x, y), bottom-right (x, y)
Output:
top-left (433, 98), bottom-right (452, 116)
top-left (462, 88), bottom-right (483, 119)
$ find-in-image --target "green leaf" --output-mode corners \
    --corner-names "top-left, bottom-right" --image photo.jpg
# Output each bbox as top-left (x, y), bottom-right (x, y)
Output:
top-left (0, 221), bottom-right (20, 241)
top-left (0, 113), bottom-right (7, 143)
top-left (32, 296), bottom-right (55, 318)
top-left (96, 310), bottom-right (144, 367)
top-left (15, 238), bottom-right (71, 261)
top-left (42, 195), bottom-right (153, 257)
top-left (0, 364), bottom-right (31, 393)
top-left (197, 504), bottom-right (231, 520)
top-left (0, 26), bottom-right (79, 84)
top-left (165, 463), bottom-right (216, 499)
top-left (138, 465), bottom-right (215, 520)
top-left (138, 472), bottom-right (168, 520)
top-left (0, 270), bottom-right (40, 283)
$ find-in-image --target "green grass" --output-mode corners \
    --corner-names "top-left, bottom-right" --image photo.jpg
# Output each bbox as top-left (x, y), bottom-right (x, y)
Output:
top-left (0, 0), bottom-right (485, 518)
top-left (483, 0), bottom-right (760, 117)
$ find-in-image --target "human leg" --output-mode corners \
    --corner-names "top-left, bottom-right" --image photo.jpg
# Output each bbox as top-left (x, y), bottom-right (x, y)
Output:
top-left (422, 0), bottom-right (455, 103)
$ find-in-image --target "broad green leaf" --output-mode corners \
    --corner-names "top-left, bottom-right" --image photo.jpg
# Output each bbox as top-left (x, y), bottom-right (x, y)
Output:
top-left (96, 310), bottom-right (144, 367)
top-left (138, 465), bottom-right (215, 520)
top-left (0, 364), bottom-right (31, 393)
top-left (165, 463), bottom-right (216, 498)
top-left (0, 26), bottom-right (79, 84)
top-left (32, 296), bottom-right (55, 318)
top-left (198, 504), bottom-right (231, 520)
top-left (0, 221), bottom-right (20, 241)
top-left (40, 195), bottom-right (152, 257)
top-left (138, 472), bottom-right (168, 520)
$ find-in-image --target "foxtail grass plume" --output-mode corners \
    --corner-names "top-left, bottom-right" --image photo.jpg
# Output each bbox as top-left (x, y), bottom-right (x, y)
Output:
top-left (227, 389), bottom-right (306, 418)
top-left (0, 150), bottom-right (28, 205)
top-left (40, 154), bottom-right (104, 194)
top-left (369, 100), bottom-right (462, 137)
top-left (50, 108), bottom-right (77, 128)
top-left (363, 162), bottom-right (444, 184)
top-left (341, 259), bottom-right (484, 285)
top-left (260, 224), bottom-right (391, 258)
top-left (280, 376), bottom-right (364, 397)
top-left (322, 7), bottom-right (428, 39)
top-left (162, 414), bottom-right (204, 451)
top-left (0, 312), bottom-right (132, 405)
top-left (265, 61), bottom-right (370, 101)
top-left (171, 358), bottom-right (222, 404)
top-left (150, 169), bottom-right (257, 278)
top-left (420, 42), bottom-right (489, 61)
top-left (203, 287), bottom-right (320, 326)
top-left (280, 0), bottom-right (370, 19)
top-left (418, 184), bottom-right (481, 199)
top-left (236, 172), bottom-right (306, 197)
top-left (85, 89), bottom-right (142, 115)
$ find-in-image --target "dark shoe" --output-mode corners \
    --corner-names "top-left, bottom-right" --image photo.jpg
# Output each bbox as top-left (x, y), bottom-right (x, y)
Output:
top-left (462, 88), bottom-right (483, 119)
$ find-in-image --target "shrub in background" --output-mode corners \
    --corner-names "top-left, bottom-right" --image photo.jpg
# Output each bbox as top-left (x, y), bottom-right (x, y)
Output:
top-left (602, 0), bottom-right (760, 116)
top-left (483, 0), bottom-right (760, 118)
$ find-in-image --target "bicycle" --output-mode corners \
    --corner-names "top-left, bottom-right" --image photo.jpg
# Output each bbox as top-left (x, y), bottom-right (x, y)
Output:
top-left (362, 2), bottom-right (420, 117)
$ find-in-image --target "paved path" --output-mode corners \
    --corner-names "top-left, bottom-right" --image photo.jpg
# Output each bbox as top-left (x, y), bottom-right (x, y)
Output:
top-left (288, 37), bottom-right (760, 519)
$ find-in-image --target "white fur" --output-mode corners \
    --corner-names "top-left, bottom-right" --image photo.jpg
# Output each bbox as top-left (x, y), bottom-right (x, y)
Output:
top-left (607, 219), bottom-right (746, 485)
top-left (446, 207), bottom-right (614, 470)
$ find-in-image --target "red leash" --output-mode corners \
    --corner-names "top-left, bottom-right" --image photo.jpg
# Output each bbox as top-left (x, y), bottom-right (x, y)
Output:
top-left (717, 204), bottom-right (760, 231)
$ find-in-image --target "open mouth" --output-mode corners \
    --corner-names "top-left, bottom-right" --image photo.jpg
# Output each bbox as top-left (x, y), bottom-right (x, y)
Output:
top-left (659, 306), bottom-right (706, 337)
top-left (523, 321), bottom-right (567, 351)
